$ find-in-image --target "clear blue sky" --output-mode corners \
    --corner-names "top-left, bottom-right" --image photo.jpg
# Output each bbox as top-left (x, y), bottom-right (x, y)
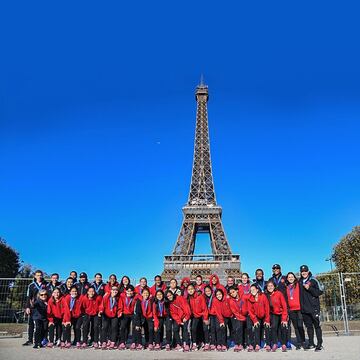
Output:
top-left (1, 1), bottom-right (359, 282)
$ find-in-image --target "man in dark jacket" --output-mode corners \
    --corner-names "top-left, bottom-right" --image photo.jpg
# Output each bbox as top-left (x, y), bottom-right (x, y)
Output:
top-left (253, 268), bottom-right (267, 293)
top-left (76, 272), bottom-right (91, 295)
top-left (299, 265), bottom-right (323, 351)
top-left (22, 270), bottom-right (47, 346)
top-left (46, 273), bottom-right (61, 296)
top-left (268, 264), bottom-right (287, 296)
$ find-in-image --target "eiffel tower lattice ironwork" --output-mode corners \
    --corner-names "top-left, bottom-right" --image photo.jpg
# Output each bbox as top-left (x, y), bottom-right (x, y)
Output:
top-left (162, 79), bottom-right (241, 282)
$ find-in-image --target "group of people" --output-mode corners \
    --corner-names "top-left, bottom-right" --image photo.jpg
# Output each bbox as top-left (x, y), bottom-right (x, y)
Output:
top-left (22, 263), bottom-right (324, 352)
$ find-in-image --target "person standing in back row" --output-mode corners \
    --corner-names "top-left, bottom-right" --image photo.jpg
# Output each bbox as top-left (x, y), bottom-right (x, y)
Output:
top-left (299, 265), bottom-right (323, 351)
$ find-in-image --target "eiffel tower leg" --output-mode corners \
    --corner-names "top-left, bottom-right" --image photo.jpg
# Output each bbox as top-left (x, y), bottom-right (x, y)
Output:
top-left (172, 220), bottom-right (196, 260)
top-left (209, 220), bottom-right (231, 258)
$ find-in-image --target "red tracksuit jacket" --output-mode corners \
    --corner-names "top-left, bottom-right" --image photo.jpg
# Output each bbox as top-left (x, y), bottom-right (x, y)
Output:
top-left (104, 282), bottom-right (119, 294)
top-left (149, 283), bottom-right (167, 298)
top-left (80, 294), bottom-right (102, 316)
top-left (247, 293), bottom-right (270, 323)
top-left (204, 294), bottom-right (217, 316)
top-left (152, 300), bottom-right (168, 328)
top-left (119, 293), bottom-right (137, 316)
top-left (139, 298), bottom-right (153, 319)
top-left (213, 297), bottom-right (233, 324)
top-left (99, 294), bottom-right (120, 318)
top-left (168, 295), bottom-right (191, 325)
top-left (62, 295), bottom-right (82, 322)
top-left (238, 283), bottom-right (251, 298)
top-left (188, 293), bottom-right (209, 320)
top-left (286, 284), bottom-right (301, 311)
top-left (268, 290), bottom-right (288, 322)
top-left (229, 296), bottom-right (248, 321)
top-left (47, 298), bottom-right (63, 322)
top-left (209, 274), bottom-right (227, 295)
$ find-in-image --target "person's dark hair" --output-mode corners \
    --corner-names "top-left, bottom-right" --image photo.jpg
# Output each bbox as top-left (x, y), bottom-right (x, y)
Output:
top-left (169, 278), bottom-right (178, 286)
top-left (70, 270), bottom-right (77, 276)
top-left (70, 285), bottom-right (78, 293)
top-left (139, 277), bottom-right (147, 283)
top-left (203, 285), bottom-right (212, 295)
top-left (51, 287), bottom-right (61, 304)
top-left (227, 276), bottom-right (235, 280)
top-left (51, 273), bottom-right (59, 278)
top-left (66, 277), bottom-right (74, 283)
top-left (229, 285), bottom-right (239, 292)
top-left (266, 279), bottom-right (277, 290)
top-left (196, 275), bottom-right (203, 279)
top-left (154, 275), bottom-right (162, 281)
top-left (154, 290), bottom-right (164, 303)
top-left (187, 283), bottom-right (195, 290)
top-left (165, 289), bottom-right (176, 301)
top-left (121, 275), bottom-right (130, 284)
top-left (215, 288), bottom-right (224, 298)
top-left (142, 287), bottom-right (150, 295)
top-left (94, 272), bottom-right (102, 278)
top-left (255, 268), bottom-right (264, 275)
top-left (250, 283), bottom-right (259, 291)
top-left (126, 284), bottom-right (135, 292)
top-left (108, 273), bottom-right (117, 280)
top-left (34, 270), bottom-right (43, 275)
top-left (286, 272), bottom-right (298, 286)
top-left (242, 272), bottom-right (250, 278)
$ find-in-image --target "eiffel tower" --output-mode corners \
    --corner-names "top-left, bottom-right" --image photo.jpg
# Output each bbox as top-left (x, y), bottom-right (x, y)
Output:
top-left (162, 78), bottom-right (241, 283)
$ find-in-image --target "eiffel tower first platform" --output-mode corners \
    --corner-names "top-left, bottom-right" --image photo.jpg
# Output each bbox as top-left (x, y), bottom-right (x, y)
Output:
top-left (161, 79), bottom-right (241, 283)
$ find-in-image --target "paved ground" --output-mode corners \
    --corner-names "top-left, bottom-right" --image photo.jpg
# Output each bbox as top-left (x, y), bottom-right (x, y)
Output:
top-left (0, 336), bottom-right (359, 360)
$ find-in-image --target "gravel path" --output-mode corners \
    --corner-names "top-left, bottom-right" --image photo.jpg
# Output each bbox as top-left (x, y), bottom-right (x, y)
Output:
top-left (0, 336), bottom-right (359, 360)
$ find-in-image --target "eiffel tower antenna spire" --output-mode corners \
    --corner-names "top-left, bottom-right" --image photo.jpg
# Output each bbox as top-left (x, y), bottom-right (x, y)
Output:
top-left (162, 82), bottom-right (241, 282)
top-left (200, 73), bottom-right (205, 86)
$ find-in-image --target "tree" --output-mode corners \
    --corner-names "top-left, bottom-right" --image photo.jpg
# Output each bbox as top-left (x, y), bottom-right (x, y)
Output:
top-left (332, 226), bottom-right (360, 305)
top-left (0, 238), bottom-right (21, 278)
top-left (332, 226), bottom-right (360, 273)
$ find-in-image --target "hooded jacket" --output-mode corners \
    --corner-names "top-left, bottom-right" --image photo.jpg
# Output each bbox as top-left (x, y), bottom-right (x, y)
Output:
top-left (267, 290), bottom-right (288, 322)
top-left (119, 293), bottom-right (137, 315)
top-left (228, 296), bottom-right (248, 321)
top-left (62, 294), bottom-right (82, 322)
top-left (213, 296), bottom-right (233, 324)
top-left (188, 292), bottom-right (209, 320)
top-left (247, 292), bottom-right (270, 323)
top-left (168, 295), bottom-right (191, 325)
top-left (99, 293), bottom-right (120, 318)
top-left (47, 297), bottom-right (63, 322)
top-left (80, 294), bottom-right (102, 316)
top-left (209, 274), bottom-right (226, 294)
top-left (104, 281), bottom-right (120, 295)
top-left (150, 282), bottom-right (167, 297)
top-left (180, 277), bottom-right (191, 298)
top-left (152, 299), bottom-right (168, 328)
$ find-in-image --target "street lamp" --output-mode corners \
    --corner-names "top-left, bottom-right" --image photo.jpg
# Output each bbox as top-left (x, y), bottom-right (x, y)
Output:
top-left (326, 256), bottom-right (338, 320)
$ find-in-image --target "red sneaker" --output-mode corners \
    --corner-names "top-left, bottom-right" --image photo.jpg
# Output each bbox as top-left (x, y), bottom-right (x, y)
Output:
top-left (130, 343), bottom-right (136, 350)
top-left (248, 345), bottom-right (254, 352)
top-left (175, 344), bottom-right (182, 351)
top-left (191, 343), bottom-right (198, 351)
top-left (47, 342), bottom-right (54, 348)
top-left (265, 345), bottom-right (271, 352)
top-left (221, 345), bottom-right (227, 352)
top-left (165, 344), bottom-right (171, 351)
top-left (203, 343), bottom-right (210, 351)
top-left (108, 342), bottom-right (115, 350)
top-left (136, 344), bottom-right (143, 350)
top-left (81, 343), bottom-right (87, 349)
top-left (216, 345), bottom-right (222, 351)
top-left (148, 343), bottom-right (154, 350)
top-left (183, 344), bottom-right (190, 352)
top-left (118, 343), bottom-right (126, 350)
top-left (93, 342), bottom-right (99, 349)
top-left (255, 345), bottom-right (260, 352)
top-left (210, 344), bottom-right (216, 351)
top-left (65, 342), bottom-right (71, 349)
top-left (281, 345), bottom-right (287, 352)
top-left (272, 344), bottom-right (278, 352)
top-left (76, 342), bottom-right (81, 349)
top-left (154, 344), bottom-right (160, 350)
top-left (101, 342), bottom-right (107, 350)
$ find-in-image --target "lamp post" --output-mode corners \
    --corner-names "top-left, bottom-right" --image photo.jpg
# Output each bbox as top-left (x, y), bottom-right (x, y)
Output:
top-left (326, 256), bottom-right (338, 320)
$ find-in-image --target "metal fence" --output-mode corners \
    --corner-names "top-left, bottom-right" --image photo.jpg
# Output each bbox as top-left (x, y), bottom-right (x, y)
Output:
top-left (0, 273), bottom-right (359, 335)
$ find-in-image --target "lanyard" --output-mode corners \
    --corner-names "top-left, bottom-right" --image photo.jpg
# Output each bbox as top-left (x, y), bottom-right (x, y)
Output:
top-left (159, 301), bottom-right (164, 316)
top-left (274, 276), bottom-right (282, 286)
top-left (126, 297), bottom-right (133, 308)
top-left (289, 285), bottom-right (295, 299)
top-left (34, 282), bottom-right (43, 292)
top-left (70, 297), bottom-right (76, 311)
top-left (258, 280), bottom-right (265, 292)
top-left (94, 282), bottom-right (102, 294)
top-left (110, 297), bottom-right (116, 310)
top-left (242, 283), bottom-right (250, 294)
top-left (207, 295), bottom-right (213, 309)
top-left (143, 299), bottom-right (149, 312)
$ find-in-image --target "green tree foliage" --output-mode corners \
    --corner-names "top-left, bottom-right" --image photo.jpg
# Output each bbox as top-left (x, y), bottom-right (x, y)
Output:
top-left (0, 238), bottom-right (21, 278)
top-left (333, 226), bottom-right (360, 273)
top-left (332, 226), bottom-right (360, 305)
